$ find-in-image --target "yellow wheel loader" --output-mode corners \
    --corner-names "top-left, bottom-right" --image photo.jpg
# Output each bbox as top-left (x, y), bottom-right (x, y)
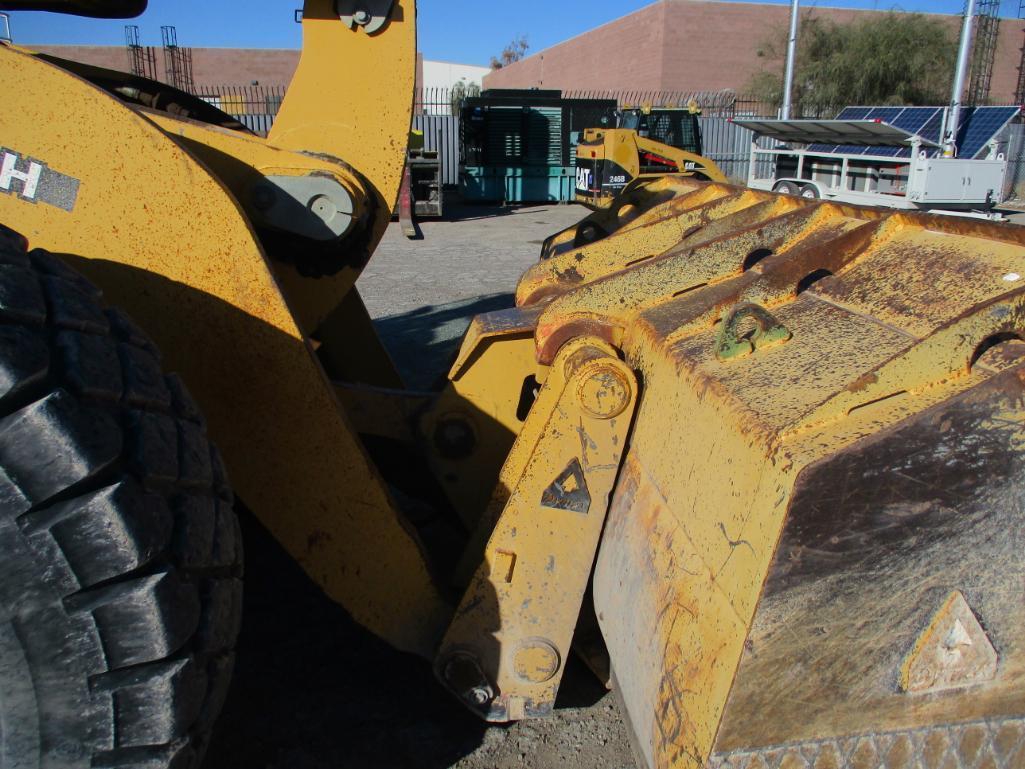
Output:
top-left (1, 3), bottom-right (1024, 769)
top-left (574, 106), bottom-right (727, 208)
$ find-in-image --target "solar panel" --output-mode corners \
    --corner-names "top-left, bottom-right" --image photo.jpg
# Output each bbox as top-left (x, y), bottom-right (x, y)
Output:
top-left (749, 105), bottom-right (1018, 172)
top-left (792, 106), bottom-right (1019, 160)
top-left (865, 107), bottom-right (903, 123)
top-left (890, 107), bottom-right (940, 135)
top-left (835, 107), bottom-right (872, 120)
top-left (918, 111), bottom-right (944, 145)
top-left (838, 108), bottom-right (918, 155)
top-left (956, 106), bottom-right (1019, 159)
top-left (867, 147), bottom-right (904, 158)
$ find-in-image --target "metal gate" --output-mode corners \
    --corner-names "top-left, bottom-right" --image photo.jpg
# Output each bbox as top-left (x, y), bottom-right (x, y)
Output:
top-left (413, 115), bottom-right (459, 187)
top-left (698, 116), bottom-right (754, 183)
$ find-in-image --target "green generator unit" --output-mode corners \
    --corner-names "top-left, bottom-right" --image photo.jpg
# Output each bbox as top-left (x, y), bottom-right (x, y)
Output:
top-left (460, 90), bottom-right (616, 203)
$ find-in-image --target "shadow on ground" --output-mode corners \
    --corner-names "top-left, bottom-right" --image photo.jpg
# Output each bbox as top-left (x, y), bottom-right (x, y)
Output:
top-left (204, 508), bottom-right (488, 769)
top-left (435, 201), bottom-right (573, 224)
top-left (54, 240), bottom-right (618, 769)
top-left (374, 292), bottom-right (515, 389)
top-left (204, 506), bottom-right (611, 769)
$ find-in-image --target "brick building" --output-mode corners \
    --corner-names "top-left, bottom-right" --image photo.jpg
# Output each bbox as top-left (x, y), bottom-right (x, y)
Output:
top-left (482, 0), bottom-right (1025, 104)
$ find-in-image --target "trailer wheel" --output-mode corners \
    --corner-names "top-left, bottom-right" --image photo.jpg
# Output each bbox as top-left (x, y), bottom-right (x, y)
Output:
top-left (773, 180), bottom-right (800, 195)
top-left (800, 183), bottom-right (820, 199)
top-left (0, 225), bottom-right (242, 769)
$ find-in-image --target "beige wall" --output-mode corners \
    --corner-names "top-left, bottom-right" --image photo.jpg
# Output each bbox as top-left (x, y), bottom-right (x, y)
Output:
top-left (485, 2), bottom-right (668, 91)
top-left (483, 0), bottom-right (1025, 104)
top-left (31, 44), bottom-right (301, 87)
top-left (990, 21), bottom-right (1024, 103)
top-left (660, 4), bottom-right (865, 93)
top-left (31, 44), bottom-right (132, 72)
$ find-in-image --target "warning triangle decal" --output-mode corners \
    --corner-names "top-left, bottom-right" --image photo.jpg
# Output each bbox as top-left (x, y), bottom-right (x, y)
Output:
top-left (540, 458), bottom-right (591, 514)
top-left (900, 590), bottom-right (998, 694)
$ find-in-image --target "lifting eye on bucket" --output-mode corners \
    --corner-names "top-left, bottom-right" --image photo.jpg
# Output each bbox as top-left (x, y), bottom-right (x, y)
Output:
top-left (336, 0), bottom-right (395, 33)
top-left (715, 302), bottom-right (792, 361)
top-left (969, 331), bottom-right (1025, 372)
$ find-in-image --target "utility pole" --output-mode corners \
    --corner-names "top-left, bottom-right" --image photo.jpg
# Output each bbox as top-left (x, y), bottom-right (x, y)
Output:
top-left (781, 0), bottom-right (800, 120)
top-left (945, 0), bottom-right (977, 156)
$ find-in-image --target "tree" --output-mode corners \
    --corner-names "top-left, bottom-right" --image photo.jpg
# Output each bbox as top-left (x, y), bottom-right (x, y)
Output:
top-left (747, 13), bottom-right (957, 117)
top-left (490, 35), bottom-right (529, 69)
top-left (450, 80), bottom-right (481, 114)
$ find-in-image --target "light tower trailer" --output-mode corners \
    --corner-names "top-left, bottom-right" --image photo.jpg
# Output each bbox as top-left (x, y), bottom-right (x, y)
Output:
top-left (735, 106), bottom-right (1019, 218)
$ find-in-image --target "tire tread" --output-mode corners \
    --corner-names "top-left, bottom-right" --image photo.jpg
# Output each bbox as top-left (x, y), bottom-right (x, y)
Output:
top-left (0, 231), bottom-right (241, 769)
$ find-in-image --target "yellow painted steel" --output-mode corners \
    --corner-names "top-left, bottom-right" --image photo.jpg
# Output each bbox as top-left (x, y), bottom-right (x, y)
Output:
top-left (268, 0), bottom-right (415, 331)
top-left (140, 112), bottom-right (383, 345)
top-left (0, 35), bottom-right (449, 657)
top-left (142, 110), bottom-right (370, 283)
top-left (335, 383), bottom-right (430, 443)
top-left (420, 308), bottom-right (546, 530)
top-left (436, 338), bottom-right (637, 720)
top-left (519, 183), bottom-right (801, 306)
top-left (271, 0), bottom-right (414, 199)
top-left (314, 288), bottom-right (405, 387)
top-left (142, 109), bottom-right (369, 222)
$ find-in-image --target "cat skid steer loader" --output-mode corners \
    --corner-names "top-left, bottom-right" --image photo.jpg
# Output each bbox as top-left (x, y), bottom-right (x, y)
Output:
top-left (0, 2), bottom-right (1023, 769)
top-left (575, 107), bottom-right (728, 208)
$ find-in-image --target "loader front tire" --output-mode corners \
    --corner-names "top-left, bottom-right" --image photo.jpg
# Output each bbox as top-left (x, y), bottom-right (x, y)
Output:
top-left (0, 226), bottom-right (242, 769)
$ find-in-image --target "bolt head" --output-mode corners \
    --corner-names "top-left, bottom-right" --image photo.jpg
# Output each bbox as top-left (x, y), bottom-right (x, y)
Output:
top-left (433, 414), bottom-right (476, 459)
top-left (308, 194), bottom-right (339, 224)
top-left (514, 639), bottom-right (561, 683)
top-left (468, 687), bottom-right (491, 706)
top-left (251, 184), bottom-right (276, 212)
top-left (576, 365), bottom-right (631, 420)
top-left (353, 8), bottom-right (372, 24)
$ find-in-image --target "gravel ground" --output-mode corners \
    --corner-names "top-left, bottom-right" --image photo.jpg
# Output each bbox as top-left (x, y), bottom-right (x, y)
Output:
top-left (359, 203), bottom-right (584, 318)
top-left (358, 202), bottom-right (585, 388)
top-left (203, 201), bottom-right (637, 769)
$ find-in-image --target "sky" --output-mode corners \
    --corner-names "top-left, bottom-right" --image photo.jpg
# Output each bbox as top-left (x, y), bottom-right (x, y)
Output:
top-left (3, 0), bottom-right (1014, 64)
